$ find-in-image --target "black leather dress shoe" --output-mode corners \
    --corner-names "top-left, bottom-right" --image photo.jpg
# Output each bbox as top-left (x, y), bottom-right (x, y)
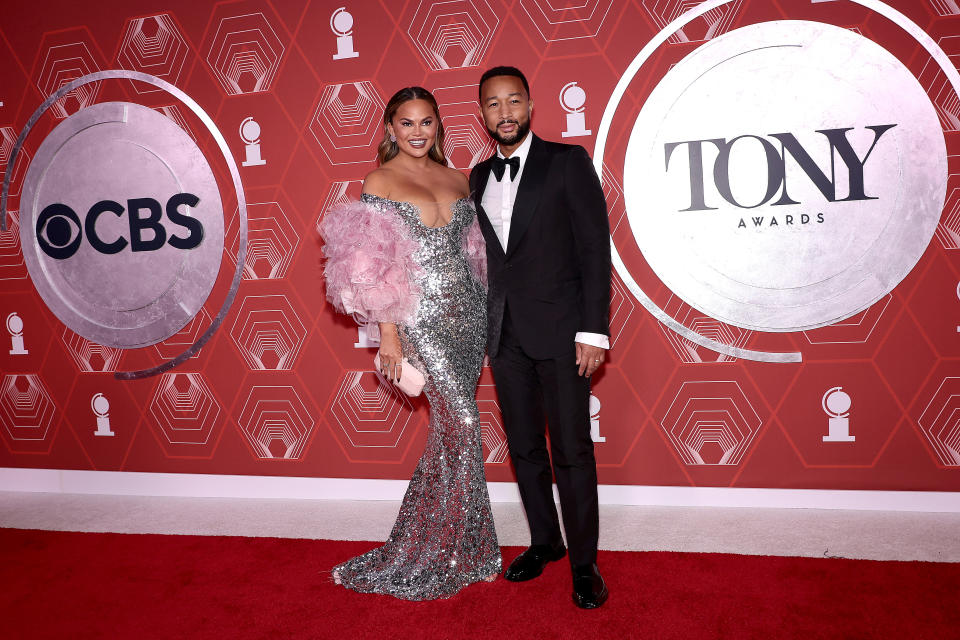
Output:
top-left (572, 563), bottom-right (608, 609)
top-left (503, 542), bottom-right (567, 582)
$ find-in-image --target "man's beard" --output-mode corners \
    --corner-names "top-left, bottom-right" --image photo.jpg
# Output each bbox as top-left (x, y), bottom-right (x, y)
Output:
top-left (487, 117), bottom-right (530, 147)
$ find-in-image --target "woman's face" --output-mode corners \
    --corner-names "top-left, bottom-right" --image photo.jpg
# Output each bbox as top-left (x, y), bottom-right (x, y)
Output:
top-left (387, 98), bottom-right (439, 159)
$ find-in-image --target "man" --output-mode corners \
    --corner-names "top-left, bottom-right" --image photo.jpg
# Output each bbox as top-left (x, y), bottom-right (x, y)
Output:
top-left (470, 66), bottom-right (611, 609)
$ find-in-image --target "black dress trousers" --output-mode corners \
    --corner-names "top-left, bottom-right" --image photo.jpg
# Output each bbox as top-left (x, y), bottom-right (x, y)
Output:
top-left (490, 304), bottom-right (600, 567)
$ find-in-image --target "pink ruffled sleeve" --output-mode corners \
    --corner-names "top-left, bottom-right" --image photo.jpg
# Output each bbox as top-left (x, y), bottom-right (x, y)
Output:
top-left (462, 214), bottom-right (487, 290)
top-left (319, 200), bottom-right (422, 330)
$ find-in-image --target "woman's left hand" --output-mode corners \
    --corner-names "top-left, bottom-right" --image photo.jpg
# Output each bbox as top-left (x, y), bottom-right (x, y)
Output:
top-left (378, 323), bottom-right (403, 382)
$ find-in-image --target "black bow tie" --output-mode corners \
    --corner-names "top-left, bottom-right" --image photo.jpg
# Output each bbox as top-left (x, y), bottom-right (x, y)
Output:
top-left (490, 155), bottom-right (520, 181)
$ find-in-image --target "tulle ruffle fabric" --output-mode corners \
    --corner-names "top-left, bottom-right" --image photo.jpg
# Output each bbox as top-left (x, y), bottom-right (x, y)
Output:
top-left (462, 217), bottom-right (487, 290)
top-left (319, 199), bottom-right (423, 331)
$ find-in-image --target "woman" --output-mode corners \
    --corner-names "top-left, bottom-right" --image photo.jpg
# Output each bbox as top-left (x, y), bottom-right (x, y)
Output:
top-left (320, 87), bottom-right (500, 600)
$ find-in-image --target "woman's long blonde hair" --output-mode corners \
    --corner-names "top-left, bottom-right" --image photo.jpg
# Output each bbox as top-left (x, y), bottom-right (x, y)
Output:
top-left (377, 87), bottom-right (447, 165)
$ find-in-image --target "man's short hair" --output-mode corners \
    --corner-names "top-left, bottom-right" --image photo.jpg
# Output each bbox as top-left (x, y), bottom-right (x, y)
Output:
top-left (478, 66), bottom-right (530, 102)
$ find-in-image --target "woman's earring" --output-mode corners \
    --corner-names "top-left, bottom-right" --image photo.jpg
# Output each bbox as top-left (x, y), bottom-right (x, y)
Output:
top-left (390, 134), bottom-right (397, 142)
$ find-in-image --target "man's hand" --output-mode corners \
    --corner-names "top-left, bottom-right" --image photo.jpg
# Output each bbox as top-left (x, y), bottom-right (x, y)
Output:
top-left (576, 342), bottom-right (605, 377)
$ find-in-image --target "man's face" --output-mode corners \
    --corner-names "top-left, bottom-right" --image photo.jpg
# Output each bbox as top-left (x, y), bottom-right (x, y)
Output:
top-left (479, 75), bottom-right (533, 148)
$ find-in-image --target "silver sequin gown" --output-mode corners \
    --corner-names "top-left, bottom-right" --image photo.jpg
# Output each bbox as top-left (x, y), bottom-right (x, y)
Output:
top-left (332, 194), bottom-right (501, 600)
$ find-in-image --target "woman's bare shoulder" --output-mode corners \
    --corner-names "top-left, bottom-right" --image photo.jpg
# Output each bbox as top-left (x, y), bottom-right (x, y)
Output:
top-left (439, 164), bottom-right (470, 196)
top-left (362, 167), bottom-right (396, 198)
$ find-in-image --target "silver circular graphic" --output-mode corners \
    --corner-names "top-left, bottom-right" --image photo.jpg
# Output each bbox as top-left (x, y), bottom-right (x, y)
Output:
top-left (331, 7), bottom-right (353, 34)
top-left (594, 0), bottom-right (960, 361)
top-left (240, 116), bottom-right (260, 143)
top-left (6, 313), bottom-right (23, 334)
top-left (623, 20), bottom-right (946, 332)
top-left (560, 83), bottom-right (586, 111)
top-left (823, 388), bottom-right (851, 415)
top-left (91, 393), bottom-right (110, 415)
top-left (19, 102), bottom-right (224, 348)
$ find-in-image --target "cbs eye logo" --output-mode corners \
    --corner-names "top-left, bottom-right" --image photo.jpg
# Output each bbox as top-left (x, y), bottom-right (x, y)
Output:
top-left (36, 194), bottom-right (204, 260)
top-left (1, 71), bottom-right (249, 379)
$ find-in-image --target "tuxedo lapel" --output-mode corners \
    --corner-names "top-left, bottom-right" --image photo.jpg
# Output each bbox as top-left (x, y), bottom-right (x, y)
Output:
top-left (471, 157), bottom-right (505, 259)
top-left (506, 134), bottom-right (548, 257)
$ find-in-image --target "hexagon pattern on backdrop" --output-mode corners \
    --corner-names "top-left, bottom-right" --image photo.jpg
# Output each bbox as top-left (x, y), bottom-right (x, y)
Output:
top-left (0, 0), bottom-right (958, 493)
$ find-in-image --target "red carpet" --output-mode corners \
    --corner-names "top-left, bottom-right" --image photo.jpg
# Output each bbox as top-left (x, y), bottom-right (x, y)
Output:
top-left (2, 528), bottom-right (958, 639)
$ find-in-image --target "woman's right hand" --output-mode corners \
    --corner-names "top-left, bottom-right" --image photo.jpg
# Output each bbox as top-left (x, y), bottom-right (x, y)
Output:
top-left (378, 323), bottom-right (402, 382)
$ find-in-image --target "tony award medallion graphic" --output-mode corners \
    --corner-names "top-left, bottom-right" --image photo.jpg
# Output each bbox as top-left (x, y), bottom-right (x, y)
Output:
top-left (239, 116), bottom-right (267, 167)
top-left (91, 392), bottom-right (115, 437)
top-left (598, 10), bottom-right (955, 362)
top-left (6, 312), bottom-right (28, 355)
top-left (560, 82), bottom-right (591, 138)
top-left (330, 6), bottom-right (359, 60)
top-left (589, 394), bottom-right (605, 443)
top-left (822, 387), bottom-right (854, 443)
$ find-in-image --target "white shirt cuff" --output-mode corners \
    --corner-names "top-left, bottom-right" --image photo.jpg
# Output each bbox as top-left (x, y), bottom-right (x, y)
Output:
top-left (575, 332), bottom-right (609, 349)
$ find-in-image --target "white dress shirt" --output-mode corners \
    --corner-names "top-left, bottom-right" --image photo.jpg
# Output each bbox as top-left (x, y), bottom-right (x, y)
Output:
top-left (481, 134), bottom-right (609, 350)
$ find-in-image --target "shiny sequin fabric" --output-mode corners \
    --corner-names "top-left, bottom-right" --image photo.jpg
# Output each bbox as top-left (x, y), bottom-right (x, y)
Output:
top-left (332, 194), bottom-right (501, 600)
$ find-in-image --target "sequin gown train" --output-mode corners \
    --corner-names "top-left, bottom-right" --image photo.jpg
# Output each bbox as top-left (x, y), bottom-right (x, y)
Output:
top-left (332, 194), bottom-right (501, 600)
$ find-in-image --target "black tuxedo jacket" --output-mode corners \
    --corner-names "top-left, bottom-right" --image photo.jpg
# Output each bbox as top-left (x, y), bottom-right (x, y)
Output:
top-left (469, 134), bottom-right (611, 359)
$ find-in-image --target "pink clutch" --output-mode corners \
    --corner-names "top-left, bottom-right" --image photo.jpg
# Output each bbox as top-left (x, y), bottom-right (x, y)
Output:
top-left (373, 353), bottom-right (426, 396)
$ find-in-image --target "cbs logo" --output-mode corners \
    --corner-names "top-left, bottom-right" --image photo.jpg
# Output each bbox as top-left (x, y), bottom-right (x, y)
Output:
top-left (35, 193), bottom-right (204, 260)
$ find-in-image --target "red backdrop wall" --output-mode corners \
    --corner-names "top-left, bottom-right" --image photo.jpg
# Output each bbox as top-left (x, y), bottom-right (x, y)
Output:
top-left (1, 0), bottom-right (959, 493)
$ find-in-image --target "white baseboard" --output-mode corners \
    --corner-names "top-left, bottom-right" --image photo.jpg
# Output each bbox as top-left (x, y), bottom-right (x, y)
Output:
top-left (1, 468), bottom-right (957, 512)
